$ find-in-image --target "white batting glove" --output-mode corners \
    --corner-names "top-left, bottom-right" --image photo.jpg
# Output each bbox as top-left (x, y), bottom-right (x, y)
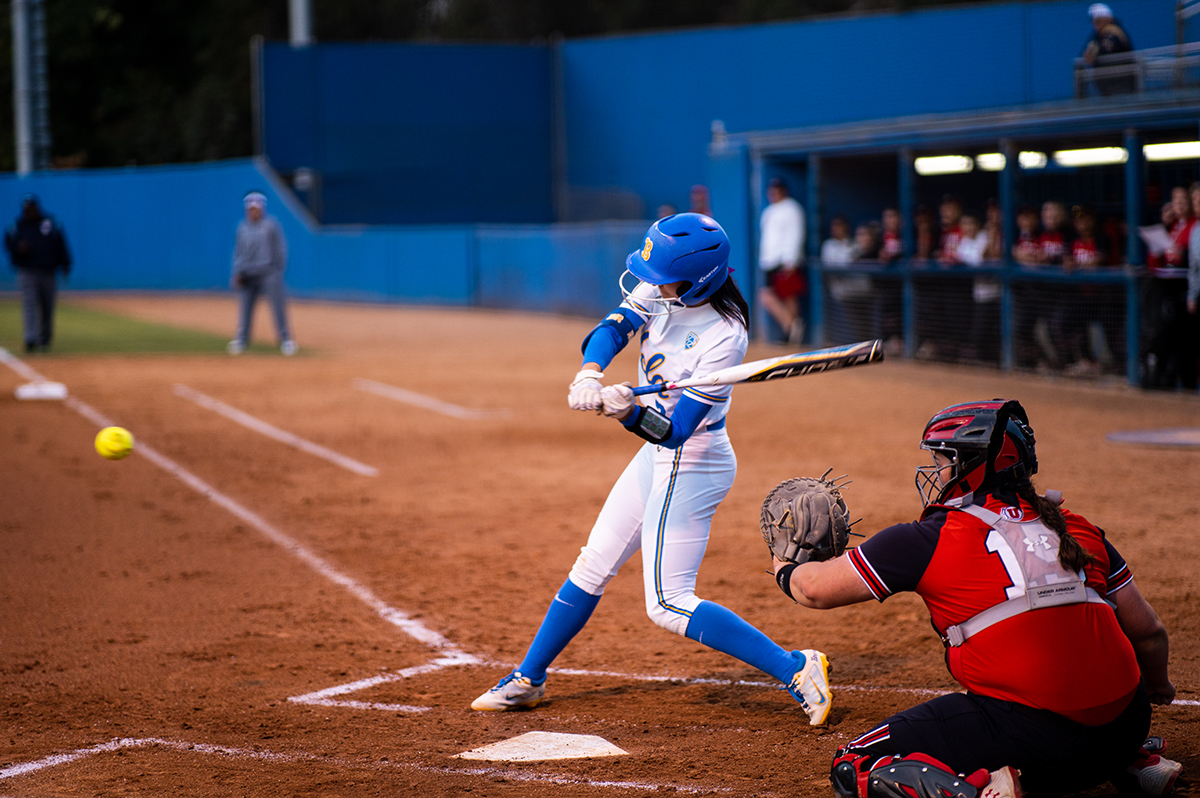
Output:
top-left (600, 383), bottom-right (635, 418)
top-left (568, 369), bottom-right (605, 411)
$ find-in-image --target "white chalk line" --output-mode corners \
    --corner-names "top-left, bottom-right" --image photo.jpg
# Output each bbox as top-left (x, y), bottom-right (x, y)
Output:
top-left (173, 383), bottom-right (378, 477)
top-left (0, 349), bottom-right (467, 655)
top-left (354, 378), bottom-right (511, 420)
top-left (0, 737), bottom-right (736, 794)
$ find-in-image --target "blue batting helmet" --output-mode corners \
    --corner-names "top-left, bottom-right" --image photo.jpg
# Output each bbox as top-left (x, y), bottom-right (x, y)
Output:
top-left (625, 213), bottom-right (731, 307)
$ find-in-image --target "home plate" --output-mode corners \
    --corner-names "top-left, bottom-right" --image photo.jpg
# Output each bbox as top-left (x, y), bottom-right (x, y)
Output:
top-left (455, 731), bottom-right (627, 761)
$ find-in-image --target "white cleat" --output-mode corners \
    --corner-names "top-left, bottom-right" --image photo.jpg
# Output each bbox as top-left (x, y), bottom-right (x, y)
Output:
top-left (784, 649), bottom-right (832, 726)
top-left (226, 340), bottom-right (244, 355)
top-left (470, 671), bottom-right (545, 711)
top-left (281, 339), bottom-right (298, 356)
top-left (1128, 754), bottom-right (1183, 796)
top-left (981, 766), bottom-right (1023, 798)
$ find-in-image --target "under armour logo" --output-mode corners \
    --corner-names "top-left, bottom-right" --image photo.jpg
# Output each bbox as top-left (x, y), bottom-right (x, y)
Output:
top-left (1024, 534), bottom-right (1052, 552)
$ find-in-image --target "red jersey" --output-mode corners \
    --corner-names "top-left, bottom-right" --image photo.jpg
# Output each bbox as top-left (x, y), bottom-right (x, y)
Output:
top-left (848, 493), bottom-right (1140, 725)
top-left (1013, 231), bottom-right (1040, 264)
top-left (1037, 230), bottom-right (1070, 265)
top-left (881, 231), bottom-right (903, 261)
top-left (938, 226), bottom-right (962, 264)
top-left (1072, 237), bottom-right (1106, 268)
top-left (1166, 217), bottom-right (1194, 267)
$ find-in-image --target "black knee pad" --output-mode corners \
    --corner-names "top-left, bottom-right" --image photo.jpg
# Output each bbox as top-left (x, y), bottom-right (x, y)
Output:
top-left (868, 757), bottom-right (979, 798)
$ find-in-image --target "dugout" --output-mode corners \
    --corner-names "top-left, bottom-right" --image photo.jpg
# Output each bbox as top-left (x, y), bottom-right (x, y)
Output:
top-left (710, 91), bottom-right (1200, 386)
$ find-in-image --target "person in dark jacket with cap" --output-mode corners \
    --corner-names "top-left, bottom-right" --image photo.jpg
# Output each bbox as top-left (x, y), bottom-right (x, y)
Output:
top-left (4, 194), bottom-right (72, 353)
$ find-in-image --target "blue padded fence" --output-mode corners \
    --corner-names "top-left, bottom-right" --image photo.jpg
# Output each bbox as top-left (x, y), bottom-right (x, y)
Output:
top-left (0, 159), bottom-right (645, 316)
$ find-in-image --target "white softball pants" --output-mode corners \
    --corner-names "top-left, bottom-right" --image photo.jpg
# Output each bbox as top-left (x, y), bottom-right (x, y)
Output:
top-left (568, 428), bottom-right (736, 637)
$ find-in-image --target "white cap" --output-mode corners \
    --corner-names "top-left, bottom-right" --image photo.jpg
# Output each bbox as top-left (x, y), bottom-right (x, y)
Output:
top-left (1088, 3), bottom-right (1113, 19)
top-left (243, 191), bottom-right (267, 208)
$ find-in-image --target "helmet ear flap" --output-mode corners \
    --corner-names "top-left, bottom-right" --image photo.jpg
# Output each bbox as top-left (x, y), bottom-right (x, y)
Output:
top-left (984, 400), bottom-right (1036, 486)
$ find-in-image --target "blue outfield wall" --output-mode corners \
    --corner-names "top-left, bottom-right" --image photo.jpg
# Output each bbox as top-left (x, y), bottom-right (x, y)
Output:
top-left (0, 159), bottom-right (645, 317)
top-left (263, 42), bottom-right (553, 226)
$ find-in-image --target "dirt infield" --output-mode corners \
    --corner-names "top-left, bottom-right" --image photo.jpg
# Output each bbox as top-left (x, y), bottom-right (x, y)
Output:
top-left (2, 294), bottom-right (1197, 797)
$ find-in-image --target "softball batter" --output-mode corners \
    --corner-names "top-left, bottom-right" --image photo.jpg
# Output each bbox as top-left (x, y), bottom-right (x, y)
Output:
top-left (472, 212), bottom-right (832, 724)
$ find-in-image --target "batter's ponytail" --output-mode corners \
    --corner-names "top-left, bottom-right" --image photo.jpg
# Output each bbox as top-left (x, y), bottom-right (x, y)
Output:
top-left (706, 276), bottom-right (750, 330)
top-left (1015, 482), bottom-right (1095, 573)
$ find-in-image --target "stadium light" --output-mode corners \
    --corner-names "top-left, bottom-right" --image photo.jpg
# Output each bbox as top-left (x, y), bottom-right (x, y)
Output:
top-left (914, 155), bottom-right (974, 175)
top-left (1019, 152), bottom-right (1048, 169)
top-left (972, 152), bottom-right (1048, 171)
top-left (975, 153), bottom-right (1006, 171)
top-left (1144, 141), bottom-right (1200, 161)
top-left (1052, 147), bottom-right (1128, 167)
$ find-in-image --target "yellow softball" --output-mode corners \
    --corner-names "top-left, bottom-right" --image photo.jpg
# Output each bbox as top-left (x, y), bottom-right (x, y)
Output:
top-left (95, 426), bottom-right (134, 460)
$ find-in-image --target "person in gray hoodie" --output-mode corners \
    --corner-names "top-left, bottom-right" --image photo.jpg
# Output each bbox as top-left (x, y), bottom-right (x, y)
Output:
top-left (228, 191), bottom-right (295, 355)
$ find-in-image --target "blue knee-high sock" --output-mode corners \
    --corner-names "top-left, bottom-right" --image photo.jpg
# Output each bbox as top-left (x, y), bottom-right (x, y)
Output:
top-left (685, 600), bottom-right (803, 684)
top-left (516, 579), bottom-right (601, 684)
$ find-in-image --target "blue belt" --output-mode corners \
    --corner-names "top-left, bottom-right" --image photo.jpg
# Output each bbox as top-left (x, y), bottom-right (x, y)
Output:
top-left (705, 417), bottom-right (726, 432)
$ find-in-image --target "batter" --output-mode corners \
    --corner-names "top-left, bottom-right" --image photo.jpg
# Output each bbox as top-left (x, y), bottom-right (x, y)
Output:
top-left (471, 213), bottom-right (832, 724)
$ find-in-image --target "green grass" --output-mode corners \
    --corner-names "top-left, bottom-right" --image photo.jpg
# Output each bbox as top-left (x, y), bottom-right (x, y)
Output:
top-left (0, 299), bottom-right (280, 355)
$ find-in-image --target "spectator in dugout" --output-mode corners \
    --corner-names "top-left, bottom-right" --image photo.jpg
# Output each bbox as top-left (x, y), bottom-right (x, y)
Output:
top-left (1163, 186), bottom-right (1194, 270)
top-left (914, 205), bottom-right (936, 260)
top-left (1012, 204), bottom-right (1041, 266)
top-left (1147, 201), bottom-right (1178, 270)
top-left (984, 199), bottom-right (1004, 261)
top-left (935, 195), bottom-right (964, 266)
top-left (879, 208), bottom-right (904, 264)
top-left (1064, 206), bottom-right (1118, 377)
top-left (1037, 201), bottom-right (1073, 266)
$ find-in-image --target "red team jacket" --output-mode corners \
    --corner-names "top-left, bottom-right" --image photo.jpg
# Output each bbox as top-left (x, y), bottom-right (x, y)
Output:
top-left (848, 494), bottom-right (1141, 726)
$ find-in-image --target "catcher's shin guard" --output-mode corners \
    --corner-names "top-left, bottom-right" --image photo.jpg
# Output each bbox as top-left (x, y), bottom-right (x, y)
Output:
top-left (833, 751), bottom-right (990, 798)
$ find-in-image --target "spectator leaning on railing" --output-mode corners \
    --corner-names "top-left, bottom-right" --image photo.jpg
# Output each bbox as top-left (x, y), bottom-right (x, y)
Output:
top-left (1082, 3), bottom-right (1135, 96)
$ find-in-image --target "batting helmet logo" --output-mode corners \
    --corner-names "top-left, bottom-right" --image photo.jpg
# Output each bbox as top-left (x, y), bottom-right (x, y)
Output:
top-left (641, 238), bottom-right (653, 261)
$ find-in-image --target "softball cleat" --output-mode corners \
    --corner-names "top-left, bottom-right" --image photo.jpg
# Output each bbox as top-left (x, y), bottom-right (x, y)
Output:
top-left (470, 671), bottom-right (545, 711)
top-left (784, 649), bottom-right (832, 726)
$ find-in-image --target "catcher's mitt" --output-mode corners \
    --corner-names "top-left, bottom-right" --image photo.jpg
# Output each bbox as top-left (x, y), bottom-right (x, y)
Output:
top-left (760, 471), bottom-right (851, 564)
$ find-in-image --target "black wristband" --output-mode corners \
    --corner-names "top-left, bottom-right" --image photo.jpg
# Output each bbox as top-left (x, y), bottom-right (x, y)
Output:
top-left (624, 404), bottom-right (673, 445)
top-left (775, 563), bottom-right (799, 602)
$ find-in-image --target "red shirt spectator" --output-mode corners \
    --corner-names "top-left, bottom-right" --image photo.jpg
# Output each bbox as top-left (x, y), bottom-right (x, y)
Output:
top-left (1165, 186), bottom-right (1194, 268)
top-left (1037, 201), bottom-right (1071, 266)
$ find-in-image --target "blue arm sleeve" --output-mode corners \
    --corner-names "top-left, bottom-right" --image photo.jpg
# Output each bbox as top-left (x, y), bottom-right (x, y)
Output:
top-left (580, 308), bottom-right (642, 368)
top-left (620, 393), bottom-right (712, 450)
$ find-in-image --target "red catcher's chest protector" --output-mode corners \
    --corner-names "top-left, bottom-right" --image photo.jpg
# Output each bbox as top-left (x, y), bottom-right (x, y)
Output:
top-left (943, 502), bottom-right (1111, 647)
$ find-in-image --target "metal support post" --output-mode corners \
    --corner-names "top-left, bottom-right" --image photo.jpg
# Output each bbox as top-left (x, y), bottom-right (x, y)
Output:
top-left (807, 153), bottom-right (824, 346)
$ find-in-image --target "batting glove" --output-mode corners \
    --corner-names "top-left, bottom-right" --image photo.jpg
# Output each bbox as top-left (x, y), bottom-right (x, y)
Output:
top-left (568, 369), bottom-right (605, 411)
top-left (600, 383), bottom-right (635, 418)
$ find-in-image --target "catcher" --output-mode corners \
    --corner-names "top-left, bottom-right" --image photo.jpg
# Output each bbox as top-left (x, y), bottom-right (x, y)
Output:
top-left (762, 400), bottom-right (1179, 798)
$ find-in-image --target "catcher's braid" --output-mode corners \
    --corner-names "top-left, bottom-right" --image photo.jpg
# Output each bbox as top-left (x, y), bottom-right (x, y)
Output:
top-left (760, 473), bottom-right (852, 564)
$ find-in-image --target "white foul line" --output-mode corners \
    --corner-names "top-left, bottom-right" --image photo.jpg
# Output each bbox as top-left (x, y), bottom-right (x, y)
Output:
top-left (354, 378), bottom-right (511, 420)
top-left (0, 348), bottom-right (469, 657)
top-left (173, 383), bottom-right (378, 477)
top-left (0, 737), bottom-right (736, 794)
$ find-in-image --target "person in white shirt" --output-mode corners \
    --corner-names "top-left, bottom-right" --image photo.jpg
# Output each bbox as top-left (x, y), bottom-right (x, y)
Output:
top-left (758, 178), bottom-right (807, 344)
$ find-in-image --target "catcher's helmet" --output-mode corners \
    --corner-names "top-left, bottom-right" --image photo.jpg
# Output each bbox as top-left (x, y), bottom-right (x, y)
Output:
top-left (915, 399), bottom-right (1037, 507)
top-left (620, 212), bottom-right (731, 311)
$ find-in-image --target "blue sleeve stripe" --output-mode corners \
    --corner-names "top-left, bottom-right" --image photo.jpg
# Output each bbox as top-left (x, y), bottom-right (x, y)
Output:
top-left (657, 394), bottom-right (711, 449)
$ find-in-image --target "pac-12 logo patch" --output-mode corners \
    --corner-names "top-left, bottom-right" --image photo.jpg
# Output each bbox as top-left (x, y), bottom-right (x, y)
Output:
top-left (641, 237), bottom-right (653, 261)
top-left (684, 332), bottom-right (698, 349)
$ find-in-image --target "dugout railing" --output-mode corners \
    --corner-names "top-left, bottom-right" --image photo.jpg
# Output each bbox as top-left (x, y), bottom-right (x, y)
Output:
top-left (806, 259), bottom-right (1189, 386)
